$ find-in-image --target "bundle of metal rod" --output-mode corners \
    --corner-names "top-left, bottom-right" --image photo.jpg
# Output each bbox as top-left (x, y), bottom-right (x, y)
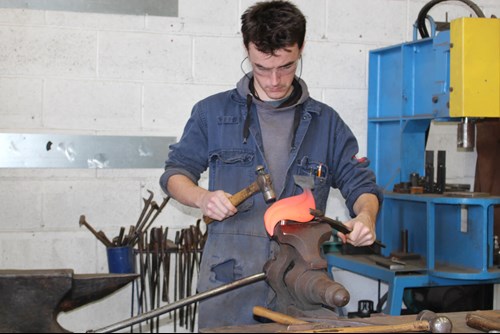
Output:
top-left (132, 220), bottom-right (205, 333)
top-left (175, 221), bottom-right (205, 332)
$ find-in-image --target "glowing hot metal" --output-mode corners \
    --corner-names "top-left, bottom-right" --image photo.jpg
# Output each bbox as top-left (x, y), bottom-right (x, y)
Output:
top-left (263, 188), bottom-right (315, 236)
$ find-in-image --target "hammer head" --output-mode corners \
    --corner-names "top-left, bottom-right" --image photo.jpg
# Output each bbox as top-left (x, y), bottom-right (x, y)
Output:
top-left (256, 165), bottom-right (276, 203)
top-left (417, 310), bottom-right (453, 333)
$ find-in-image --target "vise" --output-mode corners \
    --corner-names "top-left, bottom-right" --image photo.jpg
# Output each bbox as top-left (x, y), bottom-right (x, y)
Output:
top-left (0, 269), bottom-right (137, 333)
top-left (264, 219), bottom-right (350, 316)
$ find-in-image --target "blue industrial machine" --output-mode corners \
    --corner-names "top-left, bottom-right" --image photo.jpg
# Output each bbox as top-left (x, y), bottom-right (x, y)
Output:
top-left (326, 1), bottom-right (500, 315)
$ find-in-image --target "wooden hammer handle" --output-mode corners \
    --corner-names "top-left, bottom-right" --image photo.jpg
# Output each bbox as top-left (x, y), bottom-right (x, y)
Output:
top-left (288, 320), bottom-right (430, 333)
top-left (203, 182), bottom-right (260, 225)
top-left (228, 181), bottom-right (260, 207)
top-left (252, 306), bottom-right (308, 325)
top-left (466, 313), bottom-right (500, 332)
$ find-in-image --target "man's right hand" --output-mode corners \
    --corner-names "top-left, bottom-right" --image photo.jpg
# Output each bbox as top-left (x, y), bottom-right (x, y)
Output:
top-left (166, 174), bottom-right (238, 222)
top-left (198, 190), bottom-right (238, 222)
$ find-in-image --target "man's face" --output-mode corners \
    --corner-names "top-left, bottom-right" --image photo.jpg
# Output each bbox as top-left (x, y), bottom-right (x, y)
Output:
top-left (247, 43), bottom-right (301, 101)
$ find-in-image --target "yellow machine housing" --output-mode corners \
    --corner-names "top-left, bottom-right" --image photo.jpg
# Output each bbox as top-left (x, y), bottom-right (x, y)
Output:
top-left (450, 17), bottom-right (500, 118)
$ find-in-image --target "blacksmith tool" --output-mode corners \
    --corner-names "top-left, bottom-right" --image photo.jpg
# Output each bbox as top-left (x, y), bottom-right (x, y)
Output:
top-left (309, 208), bottom-right (386, 249)
top-left (0, 269), bottom-right (137, 333)
top-left (113, 226), bottom-right (125, 246)
top-left (203, 165), bottom-right (276, 224)
top-left (79, 215), bottom-right (113, 248)
top-left (149, 227), bottom-right (162, 332)
top-left (416, 310), bottom-right (453, 333)
top-left (161, 227), bottom-right (175, 304)
top-left (253, 305), bottom-right (309, 325)
top-left (141, 196), bottom-right (170, 236)
top-left (285, 321), bottom-right (439, 333)
top-left (129, 200), bottom-right (159, 247)
top-left (466, 312), bottom-right (500, 331)
top-left (127, 196), bottom-right (171, 248)
top-left (136, 190), bottom-right (154, 230)
top-left (253, 306), bottom-right (374, 330)
top-left (137, 233), bottom-right (148, 318)
top-left (284, 309), bottom-right (452, 333)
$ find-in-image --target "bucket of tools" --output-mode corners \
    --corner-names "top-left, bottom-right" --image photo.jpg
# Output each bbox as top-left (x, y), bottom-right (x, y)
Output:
top-left (106, 246), bottom-right (136, 274)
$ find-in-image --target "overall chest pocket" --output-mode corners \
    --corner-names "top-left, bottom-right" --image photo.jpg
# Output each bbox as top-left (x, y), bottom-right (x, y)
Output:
top-left (209, 149), bottom-right (256, 212)
top-left (295, 155), bottom-right (332, 211)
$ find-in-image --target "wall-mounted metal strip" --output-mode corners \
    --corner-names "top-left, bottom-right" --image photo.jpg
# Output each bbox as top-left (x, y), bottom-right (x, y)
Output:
top-left (0, 133), bottom-right (176, 169)
top-left (0, 0), bottom-right (178, 17)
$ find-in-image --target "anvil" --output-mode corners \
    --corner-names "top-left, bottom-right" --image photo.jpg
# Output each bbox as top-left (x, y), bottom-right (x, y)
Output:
top-left (0, 269), bottom-right (137, 333)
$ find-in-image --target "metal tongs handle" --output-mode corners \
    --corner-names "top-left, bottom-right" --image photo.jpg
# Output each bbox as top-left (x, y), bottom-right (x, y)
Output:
top-left (310, 209), bottom-right (386, 249)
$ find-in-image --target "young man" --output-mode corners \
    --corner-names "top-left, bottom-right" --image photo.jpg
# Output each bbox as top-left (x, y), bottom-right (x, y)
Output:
top-left (160, 0), bottom-right (383, 329)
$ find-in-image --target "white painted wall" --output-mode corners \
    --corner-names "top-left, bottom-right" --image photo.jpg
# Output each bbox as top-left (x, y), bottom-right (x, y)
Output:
top-left (0, 0), bottom-right (499, 332)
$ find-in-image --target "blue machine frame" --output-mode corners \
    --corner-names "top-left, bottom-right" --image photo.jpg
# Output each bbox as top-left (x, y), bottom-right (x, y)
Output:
top-left (326, 26), bottom-right (500, 314)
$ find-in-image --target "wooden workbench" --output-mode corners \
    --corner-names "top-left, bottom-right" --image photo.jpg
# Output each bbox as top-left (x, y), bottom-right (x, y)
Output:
top-left (202, 310), bottom-right (500, 333)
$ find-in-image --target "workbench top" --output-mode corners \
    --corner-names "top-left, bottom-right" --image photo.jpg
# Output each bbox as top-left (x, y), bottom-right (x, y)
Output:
top-left (201, 310), bottom-right (500, 333)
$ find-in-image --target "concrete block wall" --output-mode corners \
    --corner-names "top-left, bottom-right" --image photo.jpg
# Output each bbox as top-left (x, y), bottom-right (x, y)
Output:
top-left (1, 0), bottom-right (499, 332)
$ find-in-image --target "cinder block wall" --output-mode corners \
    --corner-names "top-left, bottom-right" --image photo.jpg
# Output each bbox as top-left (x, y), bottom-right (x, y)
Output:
top-left (0, 0), bottom-right (498, 332)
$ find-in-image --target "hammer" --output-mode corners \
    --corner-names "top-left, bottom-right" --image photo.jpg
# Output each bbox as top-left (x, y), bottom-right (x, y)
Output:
top-left (203, 165), bottom-right (275, 225)
top-left (416, 310), bottom-right (453, 333)
top-left (466, 312), bottom-right (500, 332)
top-left (259, 308), bottom-right (452, 333)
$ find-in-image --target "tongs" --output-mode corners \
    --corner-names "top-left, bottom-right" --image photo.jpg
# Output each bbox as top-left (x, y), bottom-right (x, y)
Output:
top-left (309, 208), bottom-right (386, 249)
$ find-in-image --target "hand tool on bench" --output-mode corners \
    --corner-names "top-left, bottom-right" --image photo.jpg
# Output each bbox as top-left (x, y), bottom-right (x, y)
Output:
top-left (415, 310), bottom-right (453, 333)
top-left (203, 165), bottom-right (276, 224)
top-left (284, 321), bottom-right (436, 333)
top-left (253, 306), bottom-right (373, 330)
top-left (253, 306), bottom-right (452, 333)
top-left (283, 309), bottom-right (452, 333)
top-left (465, 312), bottom-right (500, 332)
top-left (253, 306), bottom-right (309, 325)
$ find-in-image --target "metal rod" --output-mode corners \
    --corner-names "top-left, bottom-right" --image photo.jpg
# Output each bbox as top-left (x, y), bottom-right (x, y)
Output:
top-left (87, 272), bottom-right (267, 333)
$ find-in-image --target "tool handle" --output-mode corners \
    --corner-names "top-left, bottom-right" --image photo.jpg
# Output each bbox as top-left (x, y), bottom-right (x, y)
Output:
top-left (252, 306), bottom-right (308, 325)
top-left (466, 313), bottom-right (500, 332)
top-left (312, 214), bottom-right (386, 248)
top-left (97, 231), bottom-right (114, 248)
top-left (203, 182), bottom-right (260, 225)
top-left (294, 320), bottom-right (430, 333)
top-left (227, 181), bottom-right (260, 207)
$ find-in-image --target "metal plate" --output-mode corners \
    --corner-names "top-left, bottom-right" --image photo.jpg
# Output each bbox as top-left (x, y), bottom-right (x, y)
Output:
top-left (0, 133), bottom-right (175, 168)
top-left (0, 0), bottom-right (178, 17)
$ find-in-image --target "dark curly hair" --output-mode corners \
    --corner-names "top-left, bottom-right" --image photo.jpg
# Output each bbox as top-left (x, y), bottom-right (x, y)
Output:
top-left (241, 0), bottom-right (306, 55)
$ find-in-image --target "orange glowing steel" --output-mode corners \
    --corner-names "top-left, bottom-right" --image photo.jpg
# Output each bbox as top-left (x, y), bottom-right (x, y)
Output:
top-left (263, 188), bottom-right (316, 236)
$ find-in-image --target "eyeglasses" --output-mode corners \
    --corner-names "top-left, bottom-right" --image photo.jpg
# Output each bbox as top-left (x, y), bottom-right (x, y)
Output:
top-left (251, 59), bottom-right (299, 77)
